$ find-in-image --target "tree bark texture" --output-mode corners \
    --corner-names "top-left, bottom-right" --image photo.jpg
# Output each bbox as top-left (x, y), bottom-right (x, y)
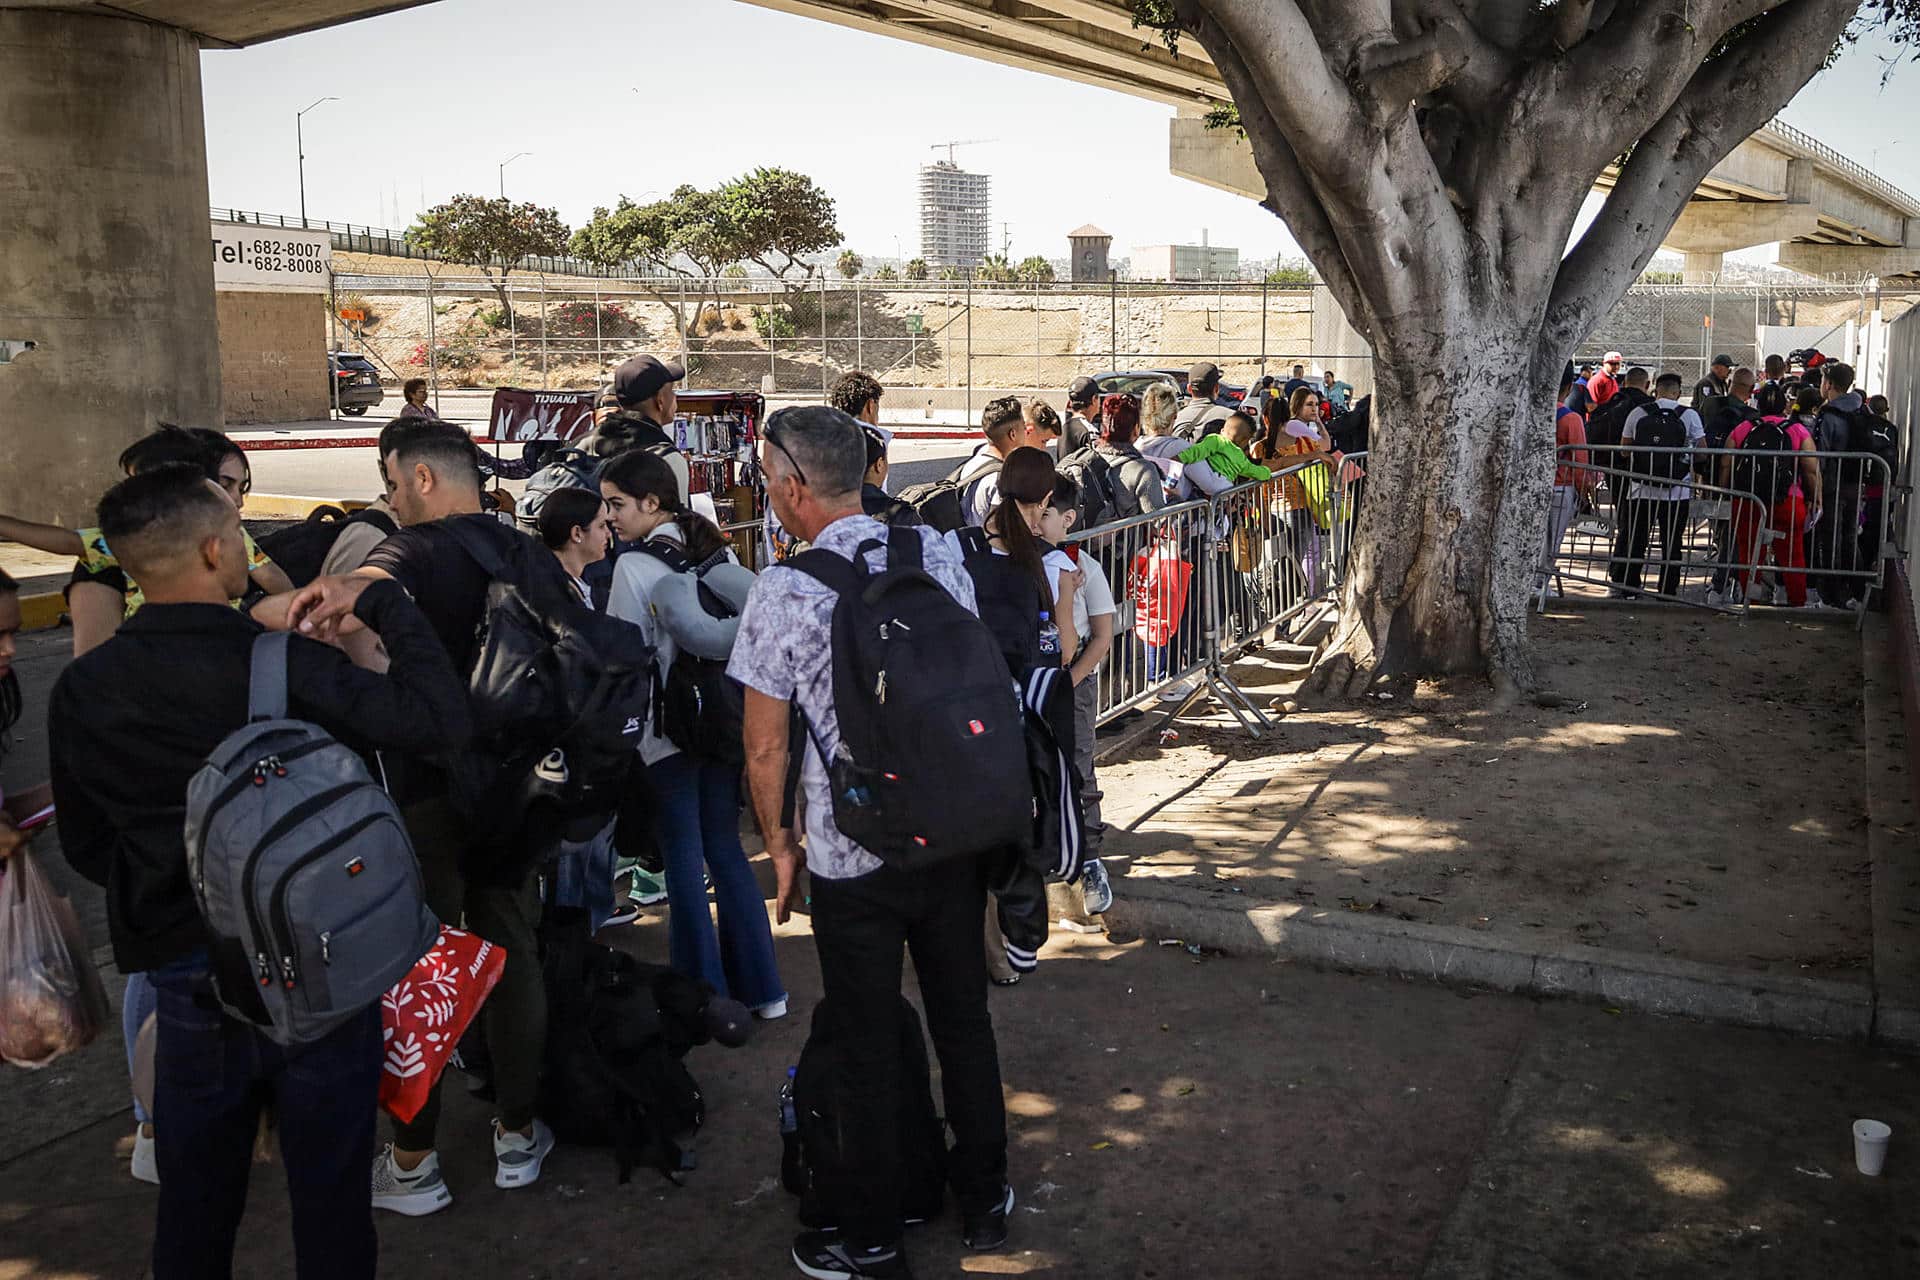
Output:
top-left (1160, 0), bottom-right (1861, 690)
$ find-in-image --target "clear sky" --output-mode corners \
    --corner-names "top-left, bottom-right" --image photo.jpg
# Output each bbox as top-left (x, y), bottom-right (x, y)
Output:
top-left (199, 2), bottom-right (1920, 267)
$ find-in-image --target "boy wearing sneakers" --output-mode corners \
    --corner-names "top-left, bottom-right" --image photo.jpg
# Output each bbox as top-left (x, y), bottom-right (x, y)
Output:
top-left (1038, 476), bottom-right (1116, 920)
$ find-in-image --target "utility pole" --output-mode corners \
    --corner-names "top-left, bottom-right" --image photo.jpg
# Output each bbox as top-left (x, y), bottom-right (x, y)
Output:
top-left (296, 96), bottom-right (338, 229)
top-left (499, 151), bottom-right (531, 199)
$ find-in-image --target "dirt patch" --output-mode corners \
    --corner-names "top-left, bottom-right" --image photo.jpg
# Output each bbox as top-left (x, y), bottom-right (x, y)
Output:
top-left (1100, 605), bottom-right (1873, 982)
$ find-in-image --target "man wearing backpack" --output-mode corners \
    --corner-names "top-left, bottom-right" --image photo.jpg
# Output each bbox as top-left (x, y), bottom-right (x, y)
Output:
top-left (579, 353), bottom-right (691, 502)
top-left (900, 396), bottom-right (1045, 531)
top-left (1173, 362), bottom-right (1235, 439)
top-left (1063, 393), bottom-right (1166, 525)
top-left (1610, 372), bottom-right (1705, 598)
top-left (1060, 376), bottom-right (1100, 456)
top-left (732, 406), bottom-right (1017, 1278)
top-left (1812, 361), bottom-right (1877, 608)
top-left (299, 419), bottom-right (566, 1211)
top-left (47, 465), bottom-right (470, 1278)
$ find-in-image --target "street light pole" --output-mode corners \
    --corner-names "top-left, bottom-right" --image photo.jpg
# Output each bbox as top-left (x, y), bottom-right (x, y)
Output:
top-left (499, 151), bottom-right (531, 199)
top-left (296, 96), bottom-right (338, 229)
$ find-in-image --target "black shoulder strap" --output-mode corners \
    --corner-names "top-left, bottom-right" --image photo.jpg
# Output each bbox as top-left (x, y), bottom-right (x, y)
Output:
top-left (886, 524), bottom-right (925, 572)
top-left (785, 546), bottom-right (862, 597)
top-left (349, 507), bottom-right (399, 537)
top-left (954, 525), bottom-right (992, 562)
top-left (439, 515), bottom-right (514, 581)
top-left (247, 632), bottom-right (290, 723)
top-left (635, 537), bottom-right (693, 574)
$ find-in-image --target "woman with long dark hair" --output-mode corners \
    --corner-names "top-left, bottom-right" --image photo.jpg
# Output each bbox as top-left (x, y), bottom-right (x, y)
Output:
top-left (533, 486), bottom-right (611, 606)
top-left (954, 446), bottom-right (1078, 675)
top-left (600, 450), bottom-right (785, 1017)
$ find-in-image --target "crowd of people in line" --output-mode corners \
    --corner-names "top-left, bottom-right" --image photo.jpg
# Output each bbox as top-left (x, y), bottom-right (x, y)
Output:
top-left (8, 349), bottom-right (1368, 1278)
top-left (1542, 349), bottom-right (1903, 609)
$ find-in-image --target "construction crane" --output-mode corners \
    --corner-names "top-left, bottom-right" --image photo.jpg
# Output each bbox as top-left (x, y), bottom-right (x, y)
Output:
top-left (930, 138), bottom-right (995, 165)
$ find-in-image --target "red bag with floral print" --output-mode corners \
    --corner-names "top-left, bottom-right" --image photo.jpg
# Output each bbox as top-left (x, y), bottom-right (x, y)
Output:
top-left (379, 926), bottom-right (505, 1123)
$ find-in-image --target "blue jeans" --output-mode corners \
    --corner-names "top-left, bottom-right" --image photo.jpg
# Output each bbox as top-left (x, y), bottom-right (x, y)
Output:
top-left (649, 751), bottom-right (784, 1007)
top-left (149, 967), bottom-right (381, 1280)
top-left (123, 970), bottom-right (157, 1125)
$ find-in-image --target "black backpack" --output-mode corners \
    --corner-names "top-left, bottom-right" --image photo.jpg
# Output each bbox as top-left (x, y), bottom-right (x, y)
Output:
top-left (785, 526), bottom-right (1032, 868)
top-left (1057, 447), bottom-right (1123, 532)
top-left (954, 526), bottom-right (1050, 677)
top-left (784, 995), bottom-right (948, 1231)
top-left (257, 506), bottom-right (398, 586)
top-left (897, 455), bottom-right (1000, 533)
top-left (1733, 418), bottom-right (1798, 506)
top-left (439, 520), bottom-right (655, 882)
top-left (514, 447), bottom-right (603, 528)
top-left (539, 910), bottom-right (751, 1184)
top-left (633, 540), bottom-right (748, 768)
top-left (1838, 408), bottom-right (1899, 473)
top-left (1628, 405), bottom-right (1692, 483)
top-left (1585, 391), bottom-right (1640, 451)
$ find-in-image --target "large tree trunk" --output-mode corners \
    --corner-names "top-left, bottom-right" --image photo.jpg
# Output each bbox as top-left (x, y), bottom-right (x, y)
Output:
top-left (1308, 314), bottom-right (1556, 696)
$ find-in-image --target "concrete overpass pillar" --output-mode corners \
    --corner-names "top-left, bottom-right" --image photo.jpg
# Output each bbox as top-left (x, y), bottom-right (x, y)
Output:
top-left (1682, 251), bottom-right (1725, 285)
top-left (0, 10), bottom-right (221, 525)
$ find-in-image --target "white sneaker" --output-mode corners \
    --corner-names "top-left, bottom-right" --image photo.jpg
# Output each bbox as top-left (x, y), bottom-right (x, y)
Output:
top-left (751, 997), bottom-right (789, 1020)
top-left (130, 1126), bottom-right (158, 1186)
top-left (1080, 858), bottom-right (1114, 915)
top-left (493, 1117), bottom-right (555, 1190)
top-left (370, 1145), bottom-right (452, 1217)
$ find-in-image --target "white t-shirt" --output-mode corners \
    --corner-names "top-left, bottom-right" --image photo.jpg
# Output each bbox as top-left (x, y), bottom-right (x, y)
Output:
top-left (1621, 399), bottom-right (1706, 501)
top-left (1069, 551), bottom-right (1116, 648)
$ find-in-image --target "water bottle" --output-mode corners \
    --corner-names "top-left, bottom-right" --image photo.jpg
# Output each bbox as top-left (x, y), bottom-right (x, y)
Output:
top-left (1038, 610), bottom-right (1062, 659)
top-left (778, 1066), bottom-right (804, 1193)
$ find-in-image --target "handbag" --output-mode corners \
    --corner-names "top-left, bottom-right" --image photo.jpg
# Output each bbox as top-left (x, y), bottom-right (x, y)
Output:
top-left (1130, 538), bottom-right (1193, 646)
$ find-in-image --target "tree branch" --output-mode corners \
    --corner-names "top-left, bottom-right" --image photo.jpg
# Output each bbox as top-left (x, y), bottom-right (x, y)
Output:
top-left (1543, 0), bottom-right (1860, 351)
top-left (1549, 0), bottom-right (1596, 51)
top-left (1174, 0), bottom-right (1367, 174)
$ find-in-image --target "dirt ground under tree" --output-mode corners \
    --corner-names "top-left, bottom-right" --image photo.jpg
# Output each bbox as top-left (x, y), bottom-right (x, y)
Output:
top-left (1101, 606), bottom-right (1876, 984)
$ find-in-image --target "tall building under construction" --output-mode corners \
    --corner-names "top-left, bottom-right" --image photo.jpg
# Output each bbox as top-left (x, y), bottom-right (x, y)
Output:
top-left (918, 162), bottom-right (991, 268)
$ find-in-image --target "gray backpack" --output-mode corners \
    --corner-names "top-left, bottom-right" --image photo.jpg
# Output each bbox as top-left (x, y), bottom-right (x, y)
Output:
top-left (185, 633), bottom-right (438, 1045)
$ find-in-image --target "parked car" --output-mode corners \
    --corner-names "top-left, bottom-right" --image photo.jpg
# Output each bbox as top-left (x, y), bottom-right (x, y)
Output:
top-left (1089, 368), bottom-right (1246, 407)
top-left (328, 352), bottom-right (384, 417)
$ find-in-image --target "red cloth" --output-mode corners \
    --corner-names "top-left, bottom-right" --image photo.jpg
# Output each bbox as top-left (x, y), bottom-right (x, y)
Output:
top-left (379, 926), bottom-right (506, 1123)
top-left (1554, 406), bottom-right (1591, 491)
top-left (1587, 370), bottom-right (1619, 407)
top-left (1131, 541), bottom-right (1192, 646)
top-left (1731, 493), bottom-right (1808, 607)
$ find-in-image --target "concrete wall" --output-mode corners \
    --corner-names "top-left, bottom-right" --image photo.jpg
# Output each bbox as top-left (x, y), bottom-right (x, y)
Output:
top-left (217, 292), bottom-right (328, 424)
top-left (0, 10), bottom-right (221, 525)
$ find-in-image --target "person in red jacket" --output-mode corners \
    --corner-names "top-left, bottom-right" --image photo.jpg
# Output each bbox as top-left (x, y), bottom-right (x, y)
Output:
top-left (1586, 351), bottom-right (1623, 409)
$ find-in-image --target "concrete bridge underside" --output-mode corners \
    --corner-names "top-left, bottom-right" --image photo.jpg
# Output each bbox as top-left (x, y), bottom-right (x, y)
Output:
top-left (744, 0), bottom-right (1920, 285)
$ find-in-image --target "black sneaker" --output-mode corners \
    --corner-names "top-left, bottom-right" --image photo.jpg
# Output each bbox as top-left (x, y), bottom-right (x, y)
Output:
top-left (791, 1231), bottom-right (912, 1279)
top-left (961, 1185), bottom-right (1014, 1252)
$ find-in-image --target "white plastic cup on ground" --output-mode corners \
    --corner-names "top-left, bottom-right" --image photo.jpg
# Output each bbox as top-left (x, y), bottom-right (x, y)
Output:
top-left (1853, 1119), bottom-right (1892, 1176)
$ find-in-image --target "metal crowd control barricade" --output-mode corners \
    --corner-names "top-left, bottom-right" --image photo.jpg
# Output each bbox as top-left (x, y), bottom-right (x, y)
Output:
top-left (1075, 498), bottom-right (1236, 728)
top-left (1544, 444), bottom-right (1895, 623)
top-left (1206, 456), bottom-right (1347, 665)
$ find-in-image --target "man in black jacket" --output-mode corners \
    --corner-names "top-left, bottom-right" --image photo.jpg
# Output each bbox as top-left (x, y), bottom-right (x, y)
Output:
top-left (579, 353), bottom-right (690, 502)
top-left (48, 464), bottom-right (469, 1280)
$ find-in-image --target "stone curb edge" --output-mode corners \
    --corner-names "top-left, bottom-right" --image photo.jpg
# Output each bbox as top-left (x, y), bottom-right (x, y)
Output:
top-left (1102, 876), bottom-right (1907, 1046)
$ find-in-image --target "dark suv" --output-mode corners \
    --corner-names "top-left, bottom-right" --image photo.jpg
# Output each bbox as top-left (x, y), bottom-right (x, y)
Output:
top-left (328, 352), bottom-right (384, 417)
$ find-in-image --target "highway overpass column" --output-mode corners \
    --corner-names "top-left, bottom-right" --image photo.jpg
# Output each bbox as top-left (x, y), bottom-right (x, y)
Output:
top-left (0, 9), bottom-right (221, 525)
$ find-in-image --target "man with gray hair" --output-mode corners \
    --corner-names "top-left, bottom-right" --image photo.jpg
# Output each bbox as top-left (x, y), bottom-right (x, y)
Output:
top-left (729, 405), bottom-right (1014, 1278)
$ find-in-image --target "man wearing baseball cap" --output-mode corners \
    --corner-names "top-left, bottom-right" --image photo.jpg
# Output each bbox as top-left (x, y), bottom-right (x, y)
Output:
top-left (1057, 376), bottom-right (1101, 457)
top-left (1586, 352), bottom-right (1624, 409)
top-left (1692, 354), bottom-right (1733, 415)
top-left (581, 353), bottom-right (689, 501)
top-left (1174, 362), bottom-right (1235, 439)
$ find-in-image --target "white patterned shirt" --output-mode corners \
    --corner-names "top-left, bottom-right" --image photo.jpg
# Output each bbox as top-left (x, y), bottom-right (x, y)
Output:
top-left (727, 514), bottom-right (979, 880)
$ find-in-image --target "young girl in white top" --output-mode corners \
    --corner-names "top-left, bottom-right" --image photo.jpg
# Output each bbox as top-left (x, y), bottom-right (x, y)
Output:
top-left (600, 450), bottom-right (786, 1018)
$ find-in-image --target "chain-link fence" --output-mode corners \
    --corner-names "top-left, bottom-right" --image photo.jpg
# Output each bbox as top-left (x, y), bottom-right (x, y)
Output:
top-left (325, 272), bottom-right (1918, 415)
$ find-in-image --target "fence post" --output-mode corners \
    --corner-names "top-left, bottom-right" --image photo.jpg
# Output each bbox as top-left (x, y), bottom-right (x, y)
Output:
top-left (1260, 276), bottom-right (1269, 378)
top-left (327, 270), bottom-right (340, 419)
top-left (855, 275), bottom-right (863, 374)
top-left (679, 277), bottom-right (691, 372)
top-left (538, 273), bottom-right (549, 390)
top-left (425, 269), bottom-right (440, 415)
top-left (1034, 281), bottom-right (1042, 394)
top-left (966, 275), bottom-right (974, 423)
top-left (1109, 272), bottom-right (1117, 369)
top-left (593, 281), bottom-right (603, 373)
top-left (820, 271), bottom-right (830, 397)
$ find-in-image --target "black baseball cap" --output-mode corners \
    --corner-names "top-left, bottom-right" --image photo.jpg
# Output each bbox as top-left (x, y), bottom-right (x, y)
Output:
top-left (1188, 361), bottom-right (1222, 389)
top-left (612, 354), bottom-right (686, 405)
top-left (1067, 375), bottom-right (1100, 409)
top-left (1711, 353), bottom-right (1733, 369)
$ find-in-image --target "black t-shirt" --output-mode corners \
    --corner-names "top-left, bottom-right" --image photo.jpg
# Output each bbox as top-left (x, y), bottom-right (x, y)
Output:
top-left (363, 513), bottom-right (523, 673)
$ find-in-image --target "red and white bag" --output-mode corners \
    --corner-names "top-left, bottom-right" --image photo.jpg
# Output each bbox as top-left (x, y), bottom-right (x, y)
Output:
top-left (1130, 539), bottom-right (1193, 647)
top-left (379, 926), bottom-right (505, 1123)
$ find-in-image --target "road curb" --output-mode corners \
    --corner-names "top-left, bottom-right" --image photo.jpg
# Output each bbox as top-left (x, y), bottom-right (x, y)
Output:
top-left (18, 590), bottom-right (65, 632)
top-left (1102, 876), bottom-right (1876, 1042)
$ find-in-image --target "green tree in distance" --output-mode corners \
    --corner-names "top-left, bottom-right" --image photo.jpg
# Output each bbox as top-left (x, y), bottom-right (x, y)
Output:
top-left (407, 195), bottom-right (569, 329)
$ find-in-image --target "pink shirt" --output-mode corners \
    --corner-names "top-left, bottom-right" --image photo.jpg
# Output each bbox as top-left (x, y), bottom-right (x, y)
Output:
top-left (1726, 416), bottom-right (1813, 499)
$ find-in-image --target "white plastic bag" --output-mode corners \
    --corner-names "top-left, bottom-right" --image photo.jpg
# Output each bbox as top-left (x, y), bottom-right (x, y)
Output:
top-left (0, 848), bottom-right (109, 1068)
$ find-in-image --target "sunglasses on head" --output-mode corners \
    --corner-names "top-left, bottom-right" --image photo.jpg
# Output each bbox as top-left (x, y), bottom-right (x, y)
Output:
top-left (764, 419), bottom-right (808, 487)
